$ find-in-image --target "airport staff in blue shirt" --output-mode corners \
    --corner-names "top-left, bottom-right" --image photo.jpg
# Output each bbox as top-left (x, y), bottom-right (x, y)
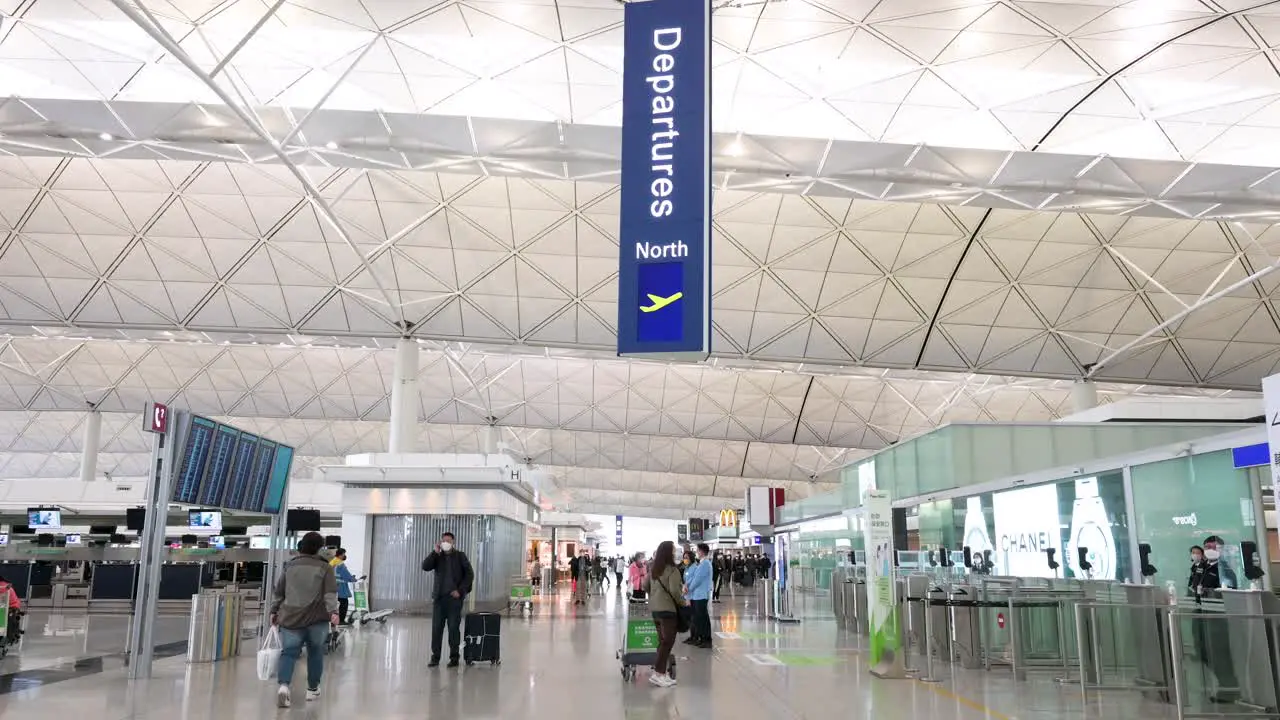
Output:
top-left (683, 543), bottom-right (714, 649)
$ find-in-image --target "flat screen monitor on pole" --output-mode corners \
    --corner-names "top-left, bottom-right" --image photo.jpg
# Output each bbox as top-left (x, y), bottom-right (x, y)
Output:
top-left (195, 424), bottom-right (239, 506)
top-left (244, 439), bottom-right (277, 512)
top-left (261, 445), bottom-right (294, 514)
top-left (172, 416), bottom-right (216, 504)
top-left (221, 433), bottom-right (260, 510)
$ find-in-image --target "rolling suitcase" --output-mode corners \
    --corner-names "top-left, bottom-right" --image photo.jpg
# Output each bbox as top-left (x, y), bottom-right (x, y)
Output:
top-left (464, 611), bottom-right (501, 666)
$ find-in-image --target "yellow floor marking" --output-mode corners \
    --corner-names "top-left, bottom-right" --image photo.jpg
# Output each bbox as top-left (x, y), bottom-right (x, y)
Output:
top-left (922, 681), bottom-right (1014, 720)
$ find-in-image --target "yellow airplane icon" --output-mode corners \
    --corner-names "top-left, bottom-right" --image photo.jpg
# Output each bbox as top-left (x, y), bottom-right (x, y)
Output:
top-left (640, 292), bottom-right (683, 313)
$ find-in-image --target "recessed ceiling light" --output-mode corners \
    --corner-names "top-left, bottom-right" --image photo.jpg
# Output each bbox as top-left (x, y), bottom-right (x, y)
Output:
top-left (325, 141), bottom-right (339, 150)
top-left (726, 141), bottom-right (745, 157)
top-left (98, 133), bottom-right (113, 141)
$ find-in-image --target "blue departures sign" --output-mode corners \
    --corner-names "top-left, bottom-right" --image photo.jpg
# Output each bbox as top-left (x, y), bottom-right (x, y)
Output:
top-left (617, 0), bottom-right (712, 359)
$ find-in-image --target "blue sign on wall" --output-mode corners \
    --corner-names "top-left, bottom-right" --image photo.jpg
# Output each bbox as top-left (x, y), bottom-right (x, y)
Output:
top-left (1233, 442), bottom-right (1269, 469)
top-left (617, 0), bottom-right (712, 359)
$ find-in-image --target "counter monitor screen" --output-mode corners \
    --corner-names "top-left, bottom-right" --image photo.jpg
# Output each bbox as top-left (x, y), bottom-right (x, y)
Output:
top-left (125, 508), bottom-right (145, 532)
top-left (65, 533), bottom-right (82, 546)
top-left (188, 510), bottom-right (222, 533)
top-left (27, 508), bottom-right (61, 531)
top-left (249, 535), bottom-right (271, 549)
top-left (208, 535), bottom-right (225, 549)
top-left (0, 534), bottom-right (9, 546)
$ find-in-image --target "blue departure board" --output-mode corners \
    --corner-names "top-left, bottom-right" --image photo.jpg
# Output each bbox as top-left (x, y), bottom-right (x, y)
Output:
top-left (196, 424), bottom-right (240, 506)
top-left (172, 416), bottom-right (216, 504)
top-left (245, 440), bottom-right (276, 512)
top-left (221, 433), bottom-right (260, 510)
top-left (261, 445), bottom-right (294, 514)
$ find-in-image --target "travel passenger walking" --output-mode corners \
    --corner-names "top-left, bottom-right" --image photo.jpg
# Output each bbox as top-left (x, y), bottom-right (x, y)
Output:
top-left (628, 553), bottom-right (648, 601)
top-left (569, 550), bottom-right (592, 605)
top-left (647, 541), bottom-right (688, 688)
top-left (271, 531), bottom-right (339, 708)
top-left (613, 556), bottom-right (625, 590)
top-left (421, 531), bottom-right (476, 668)
top-left (684, 543), bottom-right (713, 648)
top-left (330, 548), bottom-right (357, 625)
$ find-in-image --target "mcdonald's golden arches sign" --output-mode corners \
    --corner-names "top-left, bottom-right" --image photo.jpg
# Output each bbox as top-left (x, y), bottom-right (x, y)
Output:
top-left (719, 509), bottom-right (737, 527)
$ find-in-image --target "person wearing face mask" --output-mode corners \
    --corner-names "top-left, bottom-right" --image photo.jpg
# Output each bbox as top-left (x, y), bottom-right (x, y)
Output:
top-left (1193, 535), bottom-right (1240, 703)
top-left (421, 532), bottom-right (475, 668)
top-left (683, 543), bottom-right (714, 649)
top-left (1187, 545), bottom-right (1207, 597)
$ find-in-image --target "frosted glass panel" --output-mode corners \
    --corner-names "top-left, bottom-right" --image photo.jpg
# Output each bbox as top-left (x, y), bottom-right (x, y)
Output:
top-left (784, 423), bottom-right (1242, 526)
top-left (1130, 451), bottom-right (1258, 591)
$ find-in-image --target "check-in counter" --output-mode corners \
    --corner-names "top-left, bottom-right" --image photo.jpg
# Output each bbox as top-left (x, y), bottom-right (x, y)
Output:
top-left (1220, 589), bottom-right (1280, 712)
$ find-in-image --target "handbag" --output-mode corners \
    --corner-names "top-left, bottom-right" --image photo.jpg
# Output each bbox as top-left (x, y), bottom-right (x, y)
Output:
top-left (257, 625), bottom-right (282, 681)
top-left (656, 571), bottom-right (691, 634)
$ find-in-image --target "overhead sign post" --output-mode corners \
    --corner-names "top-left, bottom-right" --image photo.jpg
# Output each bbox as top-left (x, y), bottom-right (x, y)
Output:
top-left (617, 0), bottom-right (712, 360)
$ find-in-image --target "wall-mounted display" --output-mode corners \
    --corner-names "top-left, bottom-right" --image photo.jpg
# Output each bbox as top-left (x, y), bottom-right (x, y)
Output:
top-left (992, 484), bottom-right (1060, 576)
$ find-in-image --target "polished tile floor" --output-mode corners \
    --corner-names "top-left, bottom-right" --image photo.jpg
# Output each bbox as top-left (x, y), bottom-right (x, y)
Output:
top-left (0, 586), bottom-right (1183, 720)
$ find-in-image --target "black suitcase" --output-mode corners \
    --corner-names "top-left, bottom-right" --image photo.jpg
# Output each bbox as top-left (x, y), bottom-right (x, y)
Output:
top-left (464, 611), bottom-right (501, 666)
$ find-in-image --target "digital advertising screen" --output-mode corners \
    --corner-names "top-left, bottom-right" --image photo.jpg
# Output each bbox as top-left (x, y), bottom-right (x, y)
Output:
top-left (261, 445), bottom-right (294, 514)
top-left (188, 510), bottom-right (222, 533)
top-left (196, 424), bottom-right (240, 506)
top-left (27, 508), bottom-right (62, 531)
top-left (249, 535), bottom-right (271, 549)
top-left (992, 484), bottom-right (1062, 578)
top-left (221, 434), bottom-right (260, 510)
top-left (173, 416), bottom-right (216, 504)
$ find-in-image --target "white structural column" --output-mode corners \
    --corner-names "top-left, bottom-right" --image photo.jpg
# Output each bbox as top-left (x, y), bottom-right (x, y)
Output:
top-left (79, 407), bottom-right (102, 483)
top-left (1071, 381), bottom-right (1099, 413)
top-left (388, 338), bottom-right (419, 454)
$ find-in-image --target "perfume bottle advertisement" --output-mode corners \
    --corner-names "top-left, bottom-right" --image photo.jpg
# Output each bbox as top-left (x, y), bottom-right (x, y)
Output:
top-left (1065, 477), bottom-right (1118, 581)
top-left (961, 495), bottom-right (993, 566)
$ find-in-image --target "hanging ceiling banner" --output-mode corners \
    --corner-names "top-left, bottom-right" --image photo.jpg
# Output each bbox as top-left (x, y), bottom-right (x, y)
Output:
top-left (616, 0), bottom-right (712, 360)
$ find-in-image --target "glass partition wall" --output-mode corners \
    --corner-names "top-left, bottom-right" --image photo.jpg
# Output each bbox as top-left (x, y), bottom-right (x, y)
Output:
top-left (1130, 450), bottom-right (1262, 591)
top-left (783, 425), bottom-right (1268, 588)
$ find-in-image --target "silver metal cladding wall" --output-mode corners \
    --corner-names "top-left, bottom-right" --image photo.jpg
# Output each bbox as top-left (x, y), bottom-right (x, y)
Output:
top-left (370, 514), bottom-right (525, 613)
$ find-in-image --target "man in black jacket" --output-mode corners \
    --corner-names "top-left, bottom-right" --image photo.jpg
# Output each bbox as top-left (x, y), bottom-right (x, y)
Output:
top-left (421, 531), bottom-right (475, 668)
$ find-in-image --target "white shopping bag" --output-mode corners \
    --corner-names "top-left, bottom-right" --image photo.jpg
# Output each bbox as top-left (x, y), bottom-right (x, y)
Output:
top-left (257, 626), bottom-right (282, 682)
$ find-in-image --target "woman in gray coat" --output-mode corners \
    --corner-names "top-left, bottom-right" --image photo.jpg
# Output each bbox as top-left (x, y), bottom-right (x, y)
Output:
top-left (646, 540), bottom-right (688, 688)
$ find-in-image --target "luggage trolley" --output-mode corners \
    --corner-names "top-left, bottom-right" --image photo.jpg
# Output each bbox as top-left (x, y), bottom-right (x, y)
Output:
top-left (508, 577), bottom-right (534, 615)
top-left (0, 607), bottom-right (23, 659)
top-left (350, 579), bottom-right (392, 627)
top-left (616, 601), bottom-right (676, 682)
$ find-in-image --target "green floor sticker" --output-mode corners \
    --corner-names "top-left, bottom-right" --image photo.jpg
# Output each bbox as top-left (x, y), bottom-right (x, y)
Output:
top-left (774, 653), bottom-right (843, 667)
top-left (746, 653), bottom-right (844, 667)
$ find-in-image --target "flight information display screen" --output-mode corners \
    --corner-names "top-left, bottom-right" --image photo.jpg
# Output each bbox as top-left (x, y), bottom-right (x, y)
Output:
top-left (245, 440), bottom-right (277, 512)
top-left (196, 424), bottom-right (240, 506)
top-left (172, 416), bottom-right (216, 504)
top-left (261, 445), bottom-right (294, 514)
top-left (221, 433), bottom-right (260, 511)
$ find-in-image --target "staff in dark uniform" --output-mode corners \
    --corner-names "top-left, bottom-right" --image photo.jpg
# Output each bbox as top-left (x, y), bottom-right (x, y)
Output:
top-left (1190, 536), bottom-right (1239, 703)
